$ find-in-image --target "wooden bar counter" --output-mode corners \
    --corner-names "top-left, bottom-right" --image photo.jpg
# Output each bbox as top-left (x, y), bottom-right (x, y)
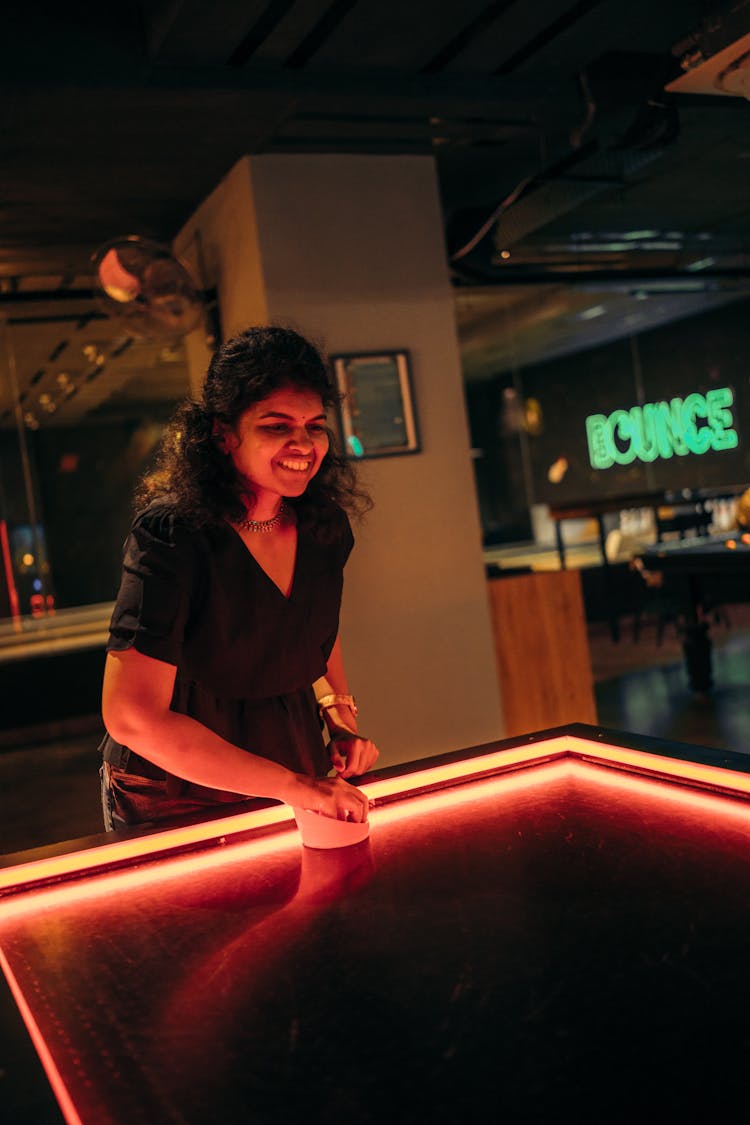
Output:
top-left (487, 569), bottom-right (597, 736)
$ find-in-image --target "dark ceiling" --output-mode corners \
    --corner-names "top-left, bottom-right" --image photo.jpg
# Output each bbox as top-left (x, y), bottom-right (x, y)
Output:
top-left (1, 0), bottom-right (749, 397)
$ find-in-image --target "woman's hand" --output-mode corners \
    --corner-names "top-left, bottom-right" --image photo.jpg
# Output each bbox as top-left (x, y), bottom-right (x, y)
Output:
top-left (105, 652), bottom-right (371, 816)
top-left (329, 734), bottom-right (379, 780)
top-left (293, 774), bottom-right (371, 822)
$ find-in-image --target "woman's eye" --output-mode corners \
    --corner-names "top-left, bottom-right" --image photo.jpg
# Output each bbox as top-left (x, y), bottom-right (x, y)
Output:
top-left (261, 422), bottom-right (327, 436)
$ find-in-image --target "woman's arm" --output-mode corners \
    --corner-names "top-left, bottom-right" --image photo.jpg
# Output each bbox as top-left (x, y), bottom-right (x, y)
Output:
top-left (103, 648), bottom-right (369, 821)
top-left (313, 634), bottom-right (379, 779)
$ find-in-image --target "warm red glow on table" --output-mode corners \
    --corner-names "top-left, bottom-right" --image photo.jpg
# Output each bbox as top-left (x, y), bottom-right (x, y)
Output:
top-left (3, 730), bottom-right (750, 1125)
top-left (0, 945), bottom-right (84, 1125)
top-left (0, 737), bottom-right (568, 898)
top-left (572, 758), bottom-right (750, 823)
top-left (2, 732), bottom-right (750, 908)
top-left (362, 735), bottom-right (570, 802)
top-left (0, 763), bottom-right (571, 921)
top-left (0, 801), bottom-right (295, 897)
top-left (569, 735), bottom-right (750, 797)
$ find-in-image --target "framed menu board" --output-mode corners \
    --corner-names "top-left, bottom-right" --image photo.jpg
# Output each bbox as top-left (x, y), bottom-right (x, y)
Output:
top-left (331, 351), bottom-right (420, 459)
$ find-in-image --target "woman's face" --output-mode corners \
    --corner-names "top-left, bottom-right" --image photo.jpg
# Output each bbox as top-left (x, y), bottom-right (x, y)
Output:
top-left (222, 385), bottom-right (330, 505)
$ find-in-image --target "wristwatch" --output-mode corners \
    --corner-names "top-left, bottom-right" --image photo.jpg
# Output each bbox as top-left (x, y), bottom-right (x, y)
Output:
top-left (317, 693), bottom-right (358, 718)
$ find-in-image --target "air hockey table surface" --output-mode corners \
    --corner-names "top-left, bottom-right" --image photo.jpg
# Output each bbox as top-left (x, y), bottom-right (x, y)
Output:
top-left (3, 723), bottom-right (750, 1124)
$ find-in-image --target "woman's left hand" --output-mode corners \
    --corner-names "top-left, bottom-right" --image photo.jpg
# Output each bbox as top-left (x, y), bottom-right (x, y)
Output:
top-left (329, 734), bottom-right (379, 779)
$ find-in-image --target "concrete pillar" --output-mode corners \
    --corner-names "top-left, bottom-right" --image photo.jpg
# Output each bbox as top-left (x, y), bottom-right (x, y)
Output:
top-left (175, 154), bottom-right (504, 766)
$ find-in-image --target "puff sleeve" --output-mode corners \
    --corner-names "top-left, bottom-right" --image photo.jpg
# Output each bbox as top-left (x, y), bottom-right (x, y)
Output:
top-left (107, 505), bottom-right (197, 667)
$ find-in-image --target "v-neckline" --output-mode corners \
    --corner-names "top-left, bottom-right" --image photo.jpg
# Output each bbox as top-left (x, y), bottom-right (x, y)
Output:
top-left (225, 521), bottom-right (301, 601)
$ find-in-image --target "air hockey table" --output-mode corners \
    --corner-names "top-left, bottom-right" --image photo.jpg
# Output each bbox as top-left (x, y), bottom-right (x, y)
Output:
top-left (639, 529), bottom-right (750, 691)
top-left (3, 723), bottom-right (750, 1124)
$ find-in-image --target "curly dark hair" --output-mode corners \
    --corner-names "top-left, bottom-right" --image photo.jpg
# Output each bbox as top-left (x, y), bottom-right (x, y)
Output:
top-left (137, 325), bottom-right (372, 538)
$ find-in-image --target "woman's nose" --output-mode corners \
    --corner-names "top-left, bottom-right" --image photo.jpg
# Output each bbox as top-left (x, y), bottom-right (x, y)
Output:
top-left (287, 428), bottom-right (313, 450)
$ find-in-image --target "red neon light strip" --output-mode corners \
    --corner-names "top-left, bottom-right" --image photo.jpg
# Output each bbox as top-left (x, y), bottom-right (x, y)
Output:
top-left (568, 736), bottom-right (750, 796)
top-left (362, 736), bottom-right (570, 803)
top-left (571, 759), bottom-right (750, 821)
top-left (0, 801), bottom-right (296, 896)
top-left (0, 765), bottom-right (569, 924)
top-left (0, 945), bottom-right (84, 1125)
top-left (0, 738), bottom-right (570, 898)
top-left (4, 751), bottom-right (750, 932)
top-left (0, 519), bottom-right (21, 629)
top-left (376, 757), bottom-right (750, 836)
top-left (7, 750), bottom-right (750, 928)
top-left (0, 824), bottom-right (303, 924)
top-left (3, 733), bottom-right (750, 900)
top-left (371, 760), bottom-right (572, 829)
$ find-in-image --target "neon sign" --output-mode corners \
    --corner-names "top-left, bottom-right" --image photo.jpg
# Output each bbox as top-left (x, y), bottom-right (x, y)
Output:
top-left (586, 387), bottom-right (738, 470)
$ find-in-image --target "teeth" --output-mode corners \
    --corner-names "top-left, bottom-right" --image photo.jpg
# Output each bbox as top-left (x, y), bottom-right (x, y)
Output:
top-left (279, 459), bottom-right (310, 471)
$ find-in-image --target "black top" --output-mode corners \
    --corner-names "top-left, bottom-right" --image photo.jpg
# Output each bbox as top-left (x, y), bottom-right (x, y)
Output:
top-left (103, 502), bottom-right (354, 784)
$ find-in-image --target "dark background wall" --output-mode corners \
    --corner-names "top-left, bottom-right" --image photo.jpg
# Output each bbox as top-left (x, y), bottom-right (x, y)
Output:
top-left (0, 415), bottom-right (166, 614)
top-left (467, 298), bottom-right (750, 539)
top-left (465, 375), bottom-right (533, 545)
top-left (0, 429), bottom-right (27, 616)
top-left (34, 418), bottom-right (167, 608)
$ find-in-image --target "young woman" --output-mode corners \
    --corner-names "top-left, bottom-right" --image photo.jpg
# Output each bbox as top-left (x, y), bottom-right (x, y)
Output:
top-left (100, 326), bottom-right (378, 830)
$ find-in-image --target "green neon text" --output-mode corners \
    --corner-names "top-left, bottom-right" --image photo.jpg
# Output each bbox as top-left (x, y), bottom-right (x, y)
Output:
top-left (586, 387), bottom-right (738, 470)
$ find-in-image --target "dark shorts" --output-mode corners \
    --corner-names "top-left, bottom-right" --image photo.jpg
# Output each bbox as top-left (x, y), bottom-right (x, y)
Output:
top-left (99, 737), bottom-right (256, 831)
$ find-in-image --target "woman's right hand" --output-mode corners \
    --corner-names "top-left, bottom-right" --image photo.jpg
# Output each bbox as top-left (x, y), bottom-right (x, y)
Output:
top-left (292, 774), bottom-right (370, 823)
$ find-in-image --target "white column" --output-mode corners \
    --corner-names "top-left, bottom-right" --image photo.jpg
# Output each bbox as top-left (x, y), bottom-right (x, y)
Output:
top-left (176, 154), bottom-right (504, 766)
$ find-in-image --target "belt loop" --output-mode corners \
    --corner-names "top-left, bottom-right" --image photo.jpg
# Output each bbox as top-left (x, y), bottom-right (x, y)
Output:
top-left (102, 736), bottom-right (131, 771)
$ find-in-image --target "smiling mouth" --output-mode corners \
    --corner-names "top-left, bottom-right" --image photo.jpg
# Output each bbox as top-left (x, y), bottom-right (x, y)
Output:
top-left (278, 458), bottom-right (312, 472)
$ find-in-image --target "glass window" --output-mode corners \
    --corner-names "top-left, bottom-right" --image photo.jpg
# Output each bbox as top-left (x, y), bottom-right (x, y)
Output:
top-left (0, 310), bottom-right (191, 629)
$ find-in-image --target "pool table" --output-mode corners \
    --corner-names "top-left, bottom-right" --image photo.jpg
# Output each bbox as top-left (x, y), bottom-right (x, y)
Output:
top-left (3, 724), bottom-right (750, 1124)
top-left (639, 530), bottom-right (750, 691)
